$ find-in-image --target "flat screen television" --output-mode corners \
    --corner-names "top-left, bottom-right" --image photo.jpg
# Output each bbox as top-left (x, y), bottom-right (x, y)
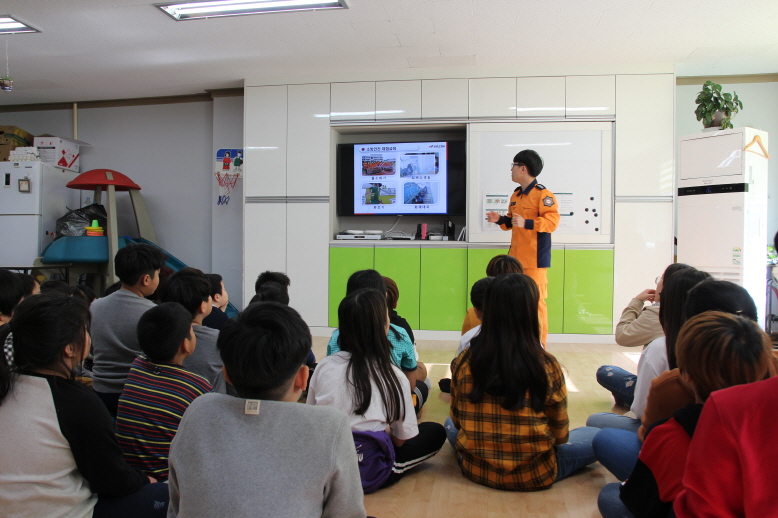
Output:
top-left (336, 140), bottom-right (466, 217)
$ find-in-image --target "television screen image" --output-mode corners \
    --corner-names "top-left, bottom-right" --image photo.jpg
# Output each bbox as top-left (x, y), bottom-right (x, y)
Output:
top-left (360, 182), bottom-right (397, 206)
top-left (404, 182), bottom-right (438, 205)
top-left (337, 140), bottom-right (465, 217)
top-left (361, 156), bottom-right (396, 176)
top-left (400, 153), bottom-right (439, 177)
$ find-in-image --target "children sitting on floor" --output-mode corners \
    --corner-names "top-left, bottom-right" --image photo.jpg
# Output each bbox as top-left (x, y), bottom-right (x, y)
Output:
top-left (598, 310), bottom-right (775, 518)
top-left (167, 301), bottom-right (366, 518)
top-left (202, 273), bottom-right (230, 330)
top-left (158, 267), bottom-right (226, 393)
top-left (328, 269), bottom-right (428, 412)
top-left (116, 302), bottom-right (212, 481)
top-left (461, 254), bottom-right (523, 335)
top-left (90, 243), bottom-right (167, 417)
top-left (446, 273), bottom-right (597, 490)
top-left (308, 288), bottom-right (446, 492)
top-left (0, 294), bottom-right (169, 517)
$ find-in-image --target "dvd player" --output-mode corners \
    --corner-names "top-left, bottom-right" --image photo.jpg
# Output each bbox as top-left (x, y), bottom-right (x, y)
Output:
top-left (335, 234), bottom-right (382, 240)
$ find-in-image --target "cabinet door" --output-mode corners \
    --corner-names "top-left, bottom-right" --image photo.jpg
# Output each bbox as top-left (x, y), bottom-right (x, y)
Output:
top-left (466, 247), bottom-right (507, 301)
top-left (287, 83), bottom-right (330, 197)
top-left (420, 247), bottom-right (468, 331)
top-left (287, 203), bottom-right (329, 327)
top-left (563, 249), bottom-right (614, 334)
top-left (328, 246), bottom-right (375, 327)
top-left (516, 77), bottom-right (565, 118)
top-left (547, 249), bottom-right (565, 334)
top-left (330, 82), bottom-right (375, 121)
top-left (615, 74), bottom-right (674, 196)
top-left (421, 79), bottom-right (468, 119)
top-left (566, 76), bottom-right (616, 118)
top-left (244, 203), bottom-right (287, 302)
top-left (374, 246), bottom-right (421, 330)
top-left (469, 78), bottom-right (517, 118)
top-left (244, 86), bottom-right (287, 196)
top-left (376, 80), bottom-right (421, 120)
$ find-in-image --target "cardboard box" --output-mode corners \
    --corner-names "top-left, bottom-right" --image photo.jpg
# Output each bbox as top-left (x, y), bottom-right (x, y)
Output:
top-left (0, 125), bottom-right (34, 161)
top-left (34, 134), bottom-right (89, 173)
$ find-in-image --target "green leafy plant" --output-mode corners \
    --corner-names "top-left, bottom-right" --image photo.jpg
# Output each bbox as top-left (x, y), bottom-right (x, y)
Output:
top-left (694, 80), bottom-right (743, 130)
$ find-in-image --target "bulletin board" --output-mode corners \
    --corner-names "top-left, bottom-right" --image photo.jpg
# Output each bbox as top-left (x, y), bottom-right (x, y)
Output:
top-left (468, 122), bottom-right (613, 244)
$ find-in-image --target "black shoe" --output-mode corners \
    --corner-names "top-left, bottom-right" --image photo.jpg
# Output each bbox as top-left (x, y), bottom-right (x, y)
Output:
top-left (438, 378), bottom-right (451, 393)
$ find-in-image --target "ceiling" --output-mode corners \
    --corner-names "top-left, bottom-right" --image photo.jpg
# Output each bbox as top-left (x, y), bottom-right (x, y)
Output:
top-left (2, 0), bottom-right (778, 106)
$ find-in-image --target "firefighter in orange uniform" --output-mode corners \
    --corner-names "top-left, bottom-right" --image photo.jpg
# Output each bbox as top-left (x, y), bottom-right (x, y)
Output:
top-left (486, 150), bottom-right (560, 347)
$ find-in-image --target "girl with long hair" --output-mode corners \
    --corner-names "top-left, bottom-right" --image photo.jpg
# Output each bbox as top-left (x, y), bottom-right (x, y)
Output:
top-left (447, 273), bottom-right (597, 490)
top-left (307, 288), bottom-right (445, 492)
top-left (0, 295), bottom-right (169, 517)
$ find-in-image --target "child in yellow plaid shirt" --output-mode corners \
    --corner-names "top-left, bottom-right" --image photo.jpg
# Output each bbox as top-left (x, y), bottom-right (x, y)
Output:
top-left (446, 273), bottom-right (598, 490)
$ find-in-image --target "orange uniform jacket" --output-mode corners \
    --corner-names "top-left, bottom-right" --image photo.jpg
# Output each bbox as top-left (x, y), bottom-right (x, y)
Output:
top-left (498, 179), bottom-right (560, 269)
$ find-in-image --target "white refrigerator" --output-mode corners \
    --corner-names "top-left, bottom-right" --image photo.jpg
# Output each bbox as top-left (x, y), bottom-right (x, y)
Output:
top-left (0, 161), bottom-right (80, 266)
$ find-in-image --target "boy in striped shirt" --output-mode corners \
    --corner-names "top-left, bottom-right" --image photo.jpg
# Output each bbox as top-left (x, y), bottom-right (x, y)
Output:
top-left (116, 302), bottom-right (212, 480)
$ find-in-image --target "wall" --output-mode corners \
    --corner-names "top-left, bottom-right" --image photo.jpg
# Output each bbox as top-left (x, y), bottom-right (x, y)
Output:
top-left (211, 95), bottom-right (245, 308)
top-left (1, 101), bottom-right (220, 288)
top-left (676, 81), bottom-right (778, 240)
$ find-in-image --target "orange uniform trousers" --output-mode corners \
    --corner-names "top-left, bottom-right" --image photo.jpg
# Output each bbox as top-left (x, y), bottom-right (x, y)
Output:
top-left (523, 268), bottom-right (548, 348)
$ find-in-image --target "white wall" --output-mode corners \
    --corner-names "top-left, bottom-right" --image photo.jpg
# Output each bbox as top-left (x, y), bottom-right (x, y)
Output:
top-left (212, 96), bottom-right (245, 308)
top-left (1, 101), bottom-right (217, 277)
top-left (677, 81), bottom-right (778, 241)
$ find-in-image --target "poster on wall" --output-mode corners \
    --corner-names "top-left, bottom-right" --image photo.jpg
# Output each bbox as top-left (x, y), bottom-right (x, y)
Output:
top-left (214, 148), bottom-right (243, 206)
top-left (482, 193), bottom-right (511, 232)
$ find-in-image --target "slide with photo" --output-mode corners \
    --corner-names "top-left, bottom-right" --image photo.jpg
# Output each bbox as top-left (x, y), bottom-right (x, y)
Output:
top-left (354, 142), bottom-right (448, 215)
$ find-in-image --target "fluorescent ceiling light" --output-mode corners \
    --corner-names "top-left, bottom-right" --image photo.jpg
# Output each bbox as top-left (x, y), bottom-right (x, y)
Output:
top-left (156, 0), bottom-right (347, 20)
top-left (0, 16), bottom-right (39, 34)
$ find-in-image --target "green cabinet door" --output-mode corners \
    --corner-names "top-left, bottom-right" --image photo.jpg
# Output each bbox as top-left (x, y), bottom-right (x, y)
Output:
top-left (374, 247), bottom-right (421, 330)
top-left (420, 247), bottom-right (468, 331)
top-left (563, 249), bottom-right (614, 334)
top-left (466, 247), bottom-right (508, 305)
top-left (547, 249), bottom-right (565, 334)
top-left (328, 246), bottom-right (374, 327)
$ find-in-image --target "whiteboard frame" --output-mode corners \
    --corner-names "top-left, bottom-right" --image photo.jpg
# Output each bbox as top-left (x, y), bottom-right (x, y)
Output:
top-left (467, 122), bottom-right (613, 245)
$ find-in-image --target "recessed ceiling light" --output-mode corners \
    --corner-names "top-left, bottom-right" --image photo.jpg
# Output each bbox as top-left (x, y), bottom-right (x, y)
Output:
top-left (156, 0), bottom-right (347, 21)
top-left (0, 16), bottom-right (40, 34)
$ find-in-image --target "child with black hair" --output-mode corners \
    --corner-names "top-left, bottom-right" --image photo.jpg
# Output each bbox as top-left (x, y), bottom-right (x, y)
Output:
top-left (309, 289), bottom-right (446, 492)
top-left (0, 295), bottom-right (169, 517)
top-left (39, 280), bottom-right (71, 297)
top-left (249, 281), bottom-right (290, 305)
top-left (90, 243), bottom-right (168, 417)
top-left (461, 255), bottom-right (523, 335)
top-left (254, 270), bottom-right (291, 294)
top-left (71, 284), bottom-right (96, 306)
top-left (167, 302), bottom-right (365, 518)
top-left (16, 273), bottom-right (40, 298)
top-left (0, 268), bottom-right (26, 368)
top-left (328, 270), bottom-right (428, 412)
top-left (202, 273), bottom-right (229, 330)
top-left (159, 267), bottom-right (226, 393)
top-left (439, 277), bottom-right (494, 393)
top-left (116, 302), bottom-right (212, 481)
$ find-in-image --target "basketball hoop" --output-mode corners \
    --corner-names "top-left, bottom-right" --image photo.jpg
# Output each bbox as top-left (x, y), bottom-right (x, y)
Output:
top-left (214, 171), bottom-right (240, 206)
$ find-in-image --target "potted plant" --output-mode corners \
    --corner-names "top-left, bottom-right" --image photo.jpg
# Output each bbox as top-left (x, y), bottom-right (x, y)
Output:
top-left (0, 76), bottom-right (11, 92)
top-left (694, 80), bottom-right (743, 130)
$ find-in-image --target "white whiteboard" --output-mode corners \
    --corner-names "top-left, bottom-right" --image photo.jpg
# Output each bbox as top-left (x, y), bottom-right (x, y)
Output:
top-left (468, 122), bottom-right (613, 244)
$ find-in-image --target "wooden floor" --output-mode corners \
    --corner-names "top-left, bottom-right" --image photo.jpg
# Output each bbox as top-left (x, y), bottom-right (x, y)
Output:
top-left (311, 338), bottom-right (636, 518)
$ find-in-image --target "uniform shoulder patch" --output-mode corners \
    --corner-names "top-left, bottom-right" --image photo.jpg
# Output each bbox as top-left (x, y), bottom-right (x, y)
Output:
top-left (543, 196), bottom-right (554, 207)
top-left (535, 183), bottom-right (546, 190)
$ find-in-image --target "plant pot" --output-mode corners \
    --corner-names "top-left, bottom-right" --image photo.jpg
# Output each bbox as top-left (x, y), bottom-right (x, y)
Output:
top-left (702, 110), bottom-right (727, 129)
top-left (0, 78), bottom-right (12, 92)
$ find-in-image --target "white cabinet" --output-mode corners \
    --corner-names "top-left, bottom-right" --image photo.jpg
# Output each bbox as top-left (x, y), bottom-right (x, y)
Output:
top-left (566, 75), bottom-right (616, 118)
top-left (613, 200), bottom-right (674, 329)
top-left (469, 78), bottom-right (517, 118)
top-left (244, 86), bottom-right (288, 197)
top-left (330, 82), bottom-right (375, 121)
top-left (516, 77), bottom-right (566, 118)
top-left (288, 83), bottom-right (331, 197)
top-left (286, 202), bottom-right (330, 327)
top-left (243, 203), bottom-right (287, 301)
top-left (376, 80), bottom-right (421, 120)
top-left (615, 74), bottom-right (674, 196)
top-left (421, 78), bottom-right (468, 119)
